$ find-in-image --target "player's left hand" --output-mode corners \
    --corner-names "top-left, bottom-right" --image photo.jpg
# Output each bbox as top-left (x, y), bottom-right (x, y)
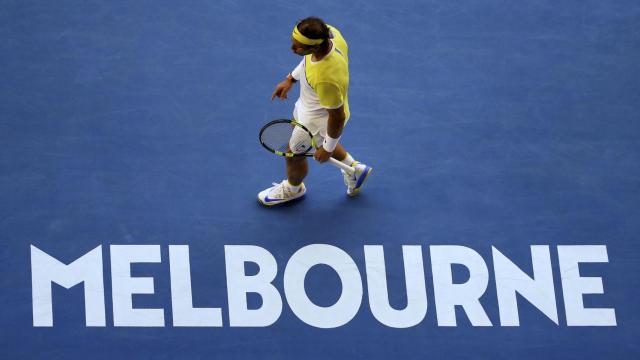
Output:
top-left (314, 147), bottom-right (332, 163)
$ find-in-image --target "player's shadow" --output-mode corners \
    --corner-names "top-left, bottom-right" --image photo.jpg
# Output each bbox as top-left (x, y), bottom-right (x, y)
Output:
top-left (255, 192), bottom-right (376, 247)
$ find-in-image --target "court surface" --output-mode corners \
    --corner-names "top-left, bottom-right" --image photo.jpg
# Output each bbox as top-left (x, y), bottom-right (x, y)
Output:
top-left (1, 1), bottom-right (639, 359)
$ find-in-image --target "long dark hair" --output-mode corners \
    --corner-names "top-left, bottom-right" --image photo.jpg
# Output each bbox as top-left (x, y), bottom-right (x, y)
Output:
top-left (296, 16), bottom-right (331, 52)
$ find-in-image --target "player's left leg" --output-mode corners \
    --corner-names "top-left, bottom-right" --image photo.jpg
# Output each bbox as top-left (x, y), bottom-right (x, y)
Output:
top-left (331, 143), bottom-right (373, 197)
top-left (330, 144), bottom-right (350, 164)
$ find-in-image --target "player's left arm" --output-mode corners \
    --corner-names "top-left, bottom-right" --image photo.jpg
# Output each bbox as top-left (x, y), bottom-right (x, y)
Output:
top-left (326, 106), bottom-right (346, 139)
top-left (314, 106), bottom-right (345, 163)
top-left (314, 81), bottom-right (346, 163)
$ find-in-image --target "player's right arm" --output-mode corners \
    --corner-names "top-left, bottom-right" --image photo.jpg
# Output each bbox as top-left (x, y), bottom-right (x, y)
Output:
top-left (272, 59), bottom-right (303, 100)
top-left (271, 73), bottom-right (297, 100)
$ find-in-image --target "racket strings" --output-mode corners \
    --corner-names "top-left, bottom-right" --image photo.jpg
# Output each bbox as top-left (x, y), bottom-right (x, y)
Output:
top-left (260, 122), bottom-right (295, 152)
top-left (260, 121), bottom-right (314, 155)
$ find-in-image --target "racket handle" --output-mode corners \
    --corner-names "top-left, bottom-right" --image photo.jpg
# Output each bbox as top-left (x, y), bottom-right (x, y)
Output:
top-left (328, 157), bottom-right (355, 175)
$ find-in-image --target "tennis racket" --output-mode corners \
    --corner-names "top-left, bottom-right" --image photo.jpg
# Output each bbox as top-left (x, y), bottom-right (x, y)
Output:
top-left (259, 119), bottom-right (355, 175)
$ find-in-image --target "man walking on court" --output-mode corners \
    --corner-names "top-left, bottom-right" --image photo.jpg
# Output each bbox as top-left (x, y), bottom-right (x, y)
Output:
top-left (258, 17), bottom-right (372, 206)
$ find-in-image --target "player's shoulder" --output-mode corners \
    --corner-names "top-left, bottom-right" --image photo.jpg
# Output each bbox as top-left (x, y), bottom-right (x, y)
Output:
top-left (327, 25), bottom-right (345, 40)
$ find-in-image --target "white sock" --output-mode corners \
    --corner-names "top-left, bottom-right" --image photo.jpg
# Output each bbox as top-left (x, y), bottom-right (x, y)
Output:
top-left (340, 153), bottom-right (356, 166)
top-left (285, 180), bottom-right (300, 192)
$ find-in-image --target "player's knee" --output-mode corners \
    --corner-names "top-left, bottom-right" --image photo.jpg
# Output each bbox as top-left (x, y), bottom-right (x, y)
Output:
top-left (286, 156), bottom-right (306, 164)
top-left (289, 139), bottom-right (310, 154)
top-left (289, 129), bottom-right (313, 155)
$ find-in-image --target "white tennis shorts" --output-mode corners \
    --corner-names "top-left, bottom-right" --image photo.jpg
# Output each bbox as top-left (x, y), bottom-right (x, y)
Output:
top-left (290, 104), bottom-right (328, 154)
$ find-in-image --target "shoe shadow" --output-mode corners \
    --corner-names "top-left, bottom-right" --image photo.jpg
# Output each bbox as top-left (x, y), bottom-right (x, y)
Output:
top-left (255, 194), bottom-right (307, 210)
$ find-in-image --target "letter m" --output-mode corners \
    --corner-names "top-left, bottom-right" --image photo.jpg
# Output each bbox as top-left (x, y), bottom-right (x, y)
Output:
top-left (31, 245), bottom-right (106, 327)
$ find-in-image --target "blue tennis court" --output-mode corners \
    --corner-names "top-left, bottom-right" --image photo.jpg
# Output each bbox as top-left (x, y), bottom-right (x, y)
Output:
top-left (1, 1), bottom-right (639, 359)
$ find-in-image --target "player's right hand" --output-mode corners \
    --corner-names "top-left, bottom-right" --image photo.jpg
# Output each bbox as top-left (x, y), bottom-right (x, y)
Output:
top-left (271, 79), bottom-right (294, 100)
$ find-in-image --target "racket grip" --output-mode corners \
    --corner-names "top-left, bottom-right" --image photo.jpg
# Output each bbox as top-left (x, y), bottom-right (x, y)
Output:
top-left (328, 157), bottom-right (355, 175)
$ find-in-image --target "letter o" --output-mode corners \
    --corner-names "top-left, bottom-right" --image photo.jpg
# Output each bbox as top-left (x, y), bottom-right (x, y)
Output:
top-left (284, 244), bottom-right (363, 328)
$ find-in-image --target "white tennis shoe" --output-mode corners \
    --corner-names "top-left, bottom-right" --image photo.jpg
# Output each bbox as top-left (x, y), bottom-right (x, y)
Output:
top-left (258, 180), bottom-right (306, 206)
top-left (342, 163), bottom-right (373, 197)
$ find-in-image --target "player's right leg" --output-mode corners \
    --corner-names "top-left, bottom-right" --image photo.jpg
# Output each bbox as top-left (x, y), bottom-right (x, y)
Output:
top-left (257, 125), bottom-right (309, 206)
top-left (257, 157), bottom-right (307, 206)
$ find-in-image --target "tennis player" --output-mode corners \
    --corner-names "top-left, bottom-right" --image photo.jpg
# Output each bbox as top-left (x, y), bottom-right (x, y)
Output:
top-left (258, 17), bottom-right (372, 206)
